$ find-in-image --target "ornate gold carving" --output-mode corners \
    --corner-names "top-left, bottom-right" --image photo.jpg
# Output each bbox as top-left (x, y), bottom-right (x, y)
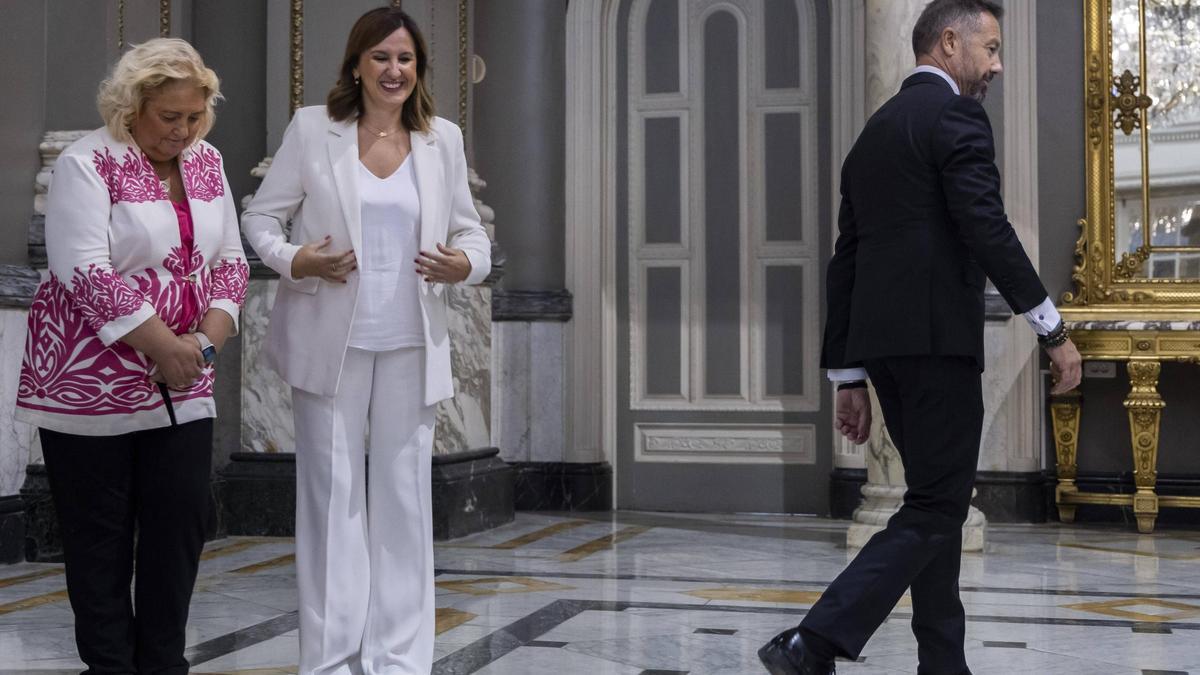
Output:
top-left (458, 0), bottom-right (469, 135)
top-left (1124, 360), bottom-right (1162, 533)
top-left (1114, 246), bottom-right (1149, 279)
top-left (160, 0), bottom-right (170, 37)
top-left (1086, 53), bottom-right (1105, 148)
top-left (1062, 218), bottom-right (1089, 305)
top-left (1050, 391), bottom-right (1082, 523)
top-left (290, 0), bottom-right (304, 116)
top-left (1111, 69), bottom-right (1153, 136)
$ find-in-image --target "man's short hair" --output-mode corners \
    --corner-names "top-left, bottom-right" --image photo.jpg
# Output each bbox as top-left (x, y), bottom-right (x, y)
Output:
top-left (911, 0), bottom-right (1004, 58)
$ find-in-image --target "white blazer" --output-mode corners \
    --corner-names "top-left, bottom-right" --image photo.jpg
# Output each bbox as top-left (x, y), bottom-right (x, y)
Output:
top-left (242, 106), bottom-right (492, 405)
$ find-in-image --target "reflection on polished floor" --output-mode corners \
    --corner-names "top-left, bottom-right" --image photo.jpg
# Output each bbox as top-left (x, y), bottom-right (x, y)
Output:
top-left (3, 512), bottom-right (1200, 674)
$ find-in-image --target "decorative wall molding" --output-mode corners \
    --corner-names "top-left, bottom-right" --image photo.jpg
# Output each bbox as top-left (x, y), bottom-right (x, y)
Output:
top-left (289, 0), bottom-right (303, 115)
top-left (634, 422), bottom-right (816, 464)
top-left (564, 0), bottom-right (617, 467)
top-left (492, 290), bottom-right (572, 322)
top-left (625, 0), bottom-right (821, 414)
top-left (830, 0), bottom-right (868, 469)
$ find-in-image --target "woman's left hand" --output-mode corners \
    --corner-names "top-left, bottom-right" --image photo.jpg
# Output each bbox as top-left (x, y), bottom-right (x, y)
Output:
top-left (416, 243), bottom-right (471, 284)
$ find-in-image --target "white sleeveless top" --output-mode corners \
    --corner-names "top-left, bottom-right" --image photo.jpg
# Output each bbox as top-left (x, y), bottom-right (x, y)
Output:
top-left (348, 156), bottom-right (423, 350)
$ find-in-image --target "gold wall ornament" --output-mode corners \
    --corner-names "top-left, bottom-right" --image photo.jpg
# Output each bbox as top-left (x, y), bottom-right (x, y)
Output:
top-left (117, 0), bottom-right (126, 51)
top-left (1113, 246), bottom-right (1150, 279)
top-left (1085, 54), bottom-right (1105, 148)
top-left (1062, 218), bottom-right (1090, 305)
top-left (160, 0), bottom-right (170, 37)
top-left (458, 0), bottom-right (469, 135)
top-left (1111, 69), bottom-right (1153, 136)
top-left (289, 0), bottom-right (304, 116)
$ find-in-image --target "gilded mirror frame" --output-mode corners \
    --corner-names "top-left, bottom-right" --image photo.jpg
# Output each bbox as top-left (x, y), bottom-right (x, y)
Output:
top-left (1064, 0), bottom-right (1200, 313)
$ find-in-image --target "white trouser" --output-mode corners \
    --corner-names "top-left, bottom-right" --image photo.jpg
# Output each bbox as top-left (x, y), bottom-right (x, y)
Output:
top-left (292, 347), bottom-right (436, 675)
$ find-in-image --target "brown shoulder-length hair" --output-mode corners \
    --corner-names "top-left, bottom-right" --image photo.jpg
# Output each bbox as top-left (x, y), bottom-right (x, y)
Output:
top-left (326, 7), bottom-right (435, 132)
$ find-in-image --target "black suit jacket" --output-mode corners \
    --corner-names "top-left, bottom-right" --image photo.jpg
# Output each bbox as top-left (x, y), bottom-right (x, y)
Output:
top-left (820, 72), bottom-right (1049, 371)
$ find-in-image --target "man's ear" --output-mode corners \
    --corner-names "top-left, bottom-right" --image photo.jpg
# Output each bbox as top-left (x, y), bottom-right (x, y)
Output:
top-left (940, 26), bottom-right (959, 57)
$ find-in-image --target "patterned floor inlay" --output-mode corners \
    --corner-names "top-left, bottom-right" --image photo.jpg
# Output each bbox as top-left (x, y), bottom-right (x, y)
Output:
top-left (1064, 598), bottom-right (1200, 623)
top-left (557, 525), bottom-right (651, 562)
top-left (435, 576), bottom-right (574, 596)
top-left (435, 607), bottom-right (477, 635)
top-left (4, 513), bottom-right (1200, 674)
top-left (0, 567), bottom-right (62, 589)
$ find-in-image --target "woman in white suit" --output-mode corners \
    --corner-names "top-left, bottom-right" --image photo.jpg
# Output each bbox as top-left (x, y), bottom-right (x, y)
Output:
top-left (241, 8), bottom-right (490, 675)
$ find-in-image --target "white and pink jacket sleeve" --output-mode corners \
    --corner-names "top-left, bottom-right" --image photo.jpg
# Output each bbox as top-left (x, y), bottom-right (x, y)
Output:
top-left (16, 128), bottom-right (249, 436)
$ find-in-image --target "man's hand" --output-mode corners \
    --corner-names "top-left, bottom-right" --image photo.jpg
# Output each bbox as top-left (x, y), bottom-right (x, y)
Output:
top-left (1047, 338), bottom-right (1082, 395)
top-left (835, 387), bottom-right (872, 444)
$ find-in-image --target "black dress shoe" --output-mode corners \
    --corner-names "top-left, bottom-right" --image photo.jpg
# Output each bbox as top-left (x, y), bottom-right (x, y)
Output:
top-left (757, 628), bottom-right (836, 675)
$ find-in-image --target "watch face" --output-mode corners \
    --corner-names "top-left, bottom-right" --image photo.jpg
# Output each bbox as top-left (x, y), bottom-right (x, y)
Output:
top-left (202, 345), bottom-right (217, 365)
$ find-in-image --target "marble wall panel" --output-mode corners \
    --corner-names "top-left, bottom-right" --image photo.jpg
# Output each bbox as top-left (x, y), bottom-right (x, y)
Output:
top-left (240, 279), bottom-right (295, 454)
top-left (493, 321), bottom-right (532, 462)
top-left (435, 285), bottom-right (493, 455)
top-left (490, 321), bottom-right (568, 464)
top-left (528, 323), bottom-right (566, 463)
top-left (239, 279), bottom-right (493, 457)
top-left (0, 310), bottom-right (38, 494)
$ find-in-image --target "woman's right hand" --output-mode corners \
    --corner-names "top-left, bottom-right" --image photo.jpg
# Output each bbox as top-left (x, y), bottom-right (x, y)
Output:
top-left (291, 236), bottom-right (357, 283)
top-left (148, 335), bottom-right (205, 390)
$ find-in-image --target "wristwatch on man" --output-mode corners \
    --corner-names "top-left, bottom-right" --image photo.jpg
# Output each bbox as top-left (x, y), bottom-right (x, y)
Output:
top-left (194, 331), bottom-right (217, 365)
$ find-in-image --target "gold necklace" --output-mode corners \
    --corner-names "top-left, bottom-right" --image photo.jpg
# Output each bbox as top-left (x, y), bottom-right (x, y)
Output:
top-left (360, 119), bottom-right (402, 138)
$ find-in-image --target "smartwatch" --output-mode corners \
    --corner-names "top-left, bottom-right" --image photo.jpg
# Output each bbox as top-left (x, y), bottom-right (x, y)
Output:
top-left (194, 332), bottom-right (217, 365)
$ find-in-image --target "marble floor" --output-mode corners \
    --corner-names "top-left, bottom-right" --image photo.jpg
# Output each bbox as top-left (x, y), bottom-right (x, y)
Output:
top-left (3, 513), bottom-right (1200, 674)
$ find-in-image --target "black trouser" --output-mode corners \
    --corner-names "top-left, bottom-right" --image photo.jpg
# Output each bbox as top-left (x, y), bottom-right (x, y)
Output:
top-left (41, 418), bottom-right (213, 675)
top-left (800, 355), bottom-right (983, 675)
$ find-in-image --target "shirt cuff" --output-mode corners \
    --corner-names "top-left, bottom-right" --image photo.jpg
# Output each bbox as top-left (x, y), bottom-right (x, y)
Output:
top-left (97, 302), bottom-right (156, 347)
top-left (827, 367), bottom-right (868, 383)
top-left (461, 247), bottom-right (491, 286)
top-left (207, 301), bottom-right (241, 336)
top-left (1022, 296), bottom-right (1061, 336)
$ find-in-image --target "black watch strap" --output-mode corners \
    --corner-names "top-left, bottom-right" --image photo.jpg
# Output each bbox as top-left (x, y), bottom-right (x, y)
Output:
top-left (837, 380), bottom-right (868, 391)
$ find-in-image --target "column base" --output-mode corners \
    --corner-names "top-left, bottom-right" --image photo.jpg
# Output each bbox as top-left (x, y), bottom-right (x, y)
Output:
top-left (847, 483), bottom-right (986, 552)
top-left (219, 449), bottom-right (516, 541)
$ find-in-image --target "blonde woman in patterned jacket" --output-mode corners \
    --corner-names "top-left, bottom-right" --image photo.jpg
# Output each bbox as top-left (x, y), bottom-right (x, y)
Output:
top-left (16, 38), bottom-right (247, 675)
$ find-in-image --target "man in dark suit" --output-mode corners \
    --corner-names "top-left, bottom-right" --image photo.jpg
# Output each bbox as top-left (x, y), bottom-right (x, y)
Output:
top-left (758, 1), bottom-right (1082, 674)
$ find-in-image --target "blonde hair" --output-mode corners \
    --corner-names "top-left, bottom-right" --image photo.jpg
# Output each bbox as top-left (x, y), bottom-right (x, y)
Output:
top-left (97, 38), bottom-right (223, 145)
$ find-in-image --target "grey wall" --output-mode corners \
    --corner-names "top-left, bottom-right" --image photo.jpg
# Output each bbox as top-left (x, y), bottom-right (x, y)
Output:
top-left (0, 3), bottom-right (47, 264)
top-left (193, 0), bottom-right (268, 207)
top-left (472, 0), bottom-right (566, 290)
top-left (1036, 1), bottom-right (1200, 478)
top-left (1036, 0), bottom-right (1084, 300)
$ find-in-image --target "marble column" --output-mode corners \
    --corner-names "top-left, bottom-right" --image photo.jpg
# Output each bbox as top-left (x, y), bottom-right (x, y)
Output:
top-left (846, 0), bottom-right (986, 551)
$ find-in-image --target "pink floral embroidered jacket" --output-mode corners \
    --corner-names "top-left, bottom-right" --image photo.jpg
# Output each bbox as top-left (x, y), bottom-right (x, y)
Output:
top-left (16, 128), bottom-right (249, 435)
